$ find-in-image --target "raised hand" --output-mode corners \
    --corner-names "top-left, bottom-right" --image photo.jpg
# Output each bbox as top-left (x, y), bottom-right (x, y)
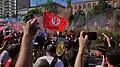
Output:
top-left (78, 31), bottom-right (88, 49)
top-left (23, 18), bottom-right (39, 36)
top-left (15, 18), bottom-right (39, 67)
top-left (102, 33), bottom-right (111, 47)
top-left (101, 55), bottom-right (105, 66)
top-left (74, 31), bottom-right (88, 67)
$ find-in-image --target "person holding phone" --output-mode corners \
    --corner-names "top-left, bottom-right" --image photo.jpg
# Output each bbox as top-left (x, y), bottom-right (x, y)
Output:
top-left (15, 18), bottom-right (39, 67)
top-left (74, 32), bottom-right (120, 67)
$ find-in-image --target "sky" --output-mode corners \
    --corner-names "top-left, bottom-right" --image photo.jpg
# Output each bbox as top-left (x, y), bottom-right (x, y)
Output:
top-left (30, 0), bottom-right (88, 6)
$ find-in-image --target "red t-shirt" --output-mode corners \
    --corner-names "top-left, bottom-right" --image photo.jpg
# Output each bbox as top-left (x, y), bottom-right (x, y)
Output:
top-left (5, 59), bottom-right (12, 67)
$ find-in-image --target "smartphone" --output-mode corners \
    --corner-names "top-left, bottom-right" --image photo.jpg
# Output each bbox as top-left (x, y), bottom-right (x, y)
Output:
top-left (24, 14), bottom-right (34, 23)
top-left (87, 32), bottom-right (97, 40)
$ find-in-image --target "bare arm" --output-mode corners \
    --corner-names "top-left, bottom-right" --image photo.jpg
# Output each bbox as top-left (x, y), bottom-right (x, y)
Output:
top-left (102, 33), bottom-right (111, 47)
top-left (74, 45), bottom-right (84, 67)
top-left (74, 31), bottom-right (87, 67)
top-left (15, 34), bottom-right (33, 67)
top-left (15, 18), bottom-right (38, 67)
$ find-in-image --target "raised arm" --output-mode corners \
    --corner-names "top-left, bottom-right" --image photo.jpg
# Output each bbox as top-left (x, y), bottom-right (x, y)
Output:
top-left (102, 33), bottom-right (111, 47)
top-left (15, 18), bottom-right (38, 67)
top-left (74, 31), bottom-right (87, 67)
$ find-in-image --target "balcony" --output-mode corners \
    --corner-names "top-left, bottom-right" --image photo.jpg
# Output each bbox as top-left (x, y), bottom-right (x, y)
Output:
top-left (11, 2), bottom-right (15, 4)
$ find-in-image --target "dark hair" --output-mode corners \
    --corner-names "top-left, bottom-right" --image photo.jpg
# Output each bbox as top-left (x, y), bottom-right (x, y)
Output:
top-left (6, 44), bottom-right (20, 59)
top-left (106, 47), bottom-right (120, 66)
top-left (46, 45), bottom-right (56, 53)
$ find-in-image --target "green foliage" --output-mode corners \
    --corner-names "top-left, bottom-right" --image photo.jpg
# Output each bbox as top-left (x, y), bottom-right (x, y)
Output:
top-left (68, 14), bottom-right (74, 23)
top-left (87, 1), bottom-right (112, 18)
top-left (44, 3), bottom-right (59, 14)
top-left (74, 10), bottom-right (86, 22)
top-left (60, 0), bottom-right (72, 8)
top-left (98, 1), bottom-right (112, 13)
top-left (23, 7), bottom-right (43, 23)
top-left (70, 10), bottom-right (86, 27)
top-left (0, 16), bottom-right (5, 18)
top-left (27, 7), bottom-right (43, 16)
top-left (67, 0), bottom-right (72, 8)
top-left (45, 0), bottom-right (72, 14)
top-left (47, 0), bottom-right (52, 3)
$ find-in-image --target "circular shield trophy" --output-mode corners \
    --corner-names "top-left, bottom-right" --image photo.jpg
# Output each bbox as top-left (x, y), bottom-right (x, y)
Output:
top-left (56, 41), bottom-right (65, 56)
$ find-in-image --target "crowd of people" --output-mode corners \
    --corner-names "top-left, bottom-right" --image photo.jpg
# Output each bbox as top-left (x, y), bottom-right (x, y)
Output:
top-left (0, 18), bottom-right (120, 67)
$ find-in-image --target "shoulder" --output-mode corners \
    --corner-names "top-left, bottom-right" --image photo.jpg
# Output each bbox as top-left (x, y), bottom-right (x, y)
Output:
top-left (0, 50), bottom-right (9, 57)
top-left (96, 65), bottom-right (104, 67)
top-left (55, 59), bottom-right (64, 67)
top-left (35, 56), bottom-right (54, 64)
top-left (35, 56), bottom-right (46, 62)
top-left (57, 59), bottom-right (63, 63)
top-left (2, 51), bottom-right (8, 54)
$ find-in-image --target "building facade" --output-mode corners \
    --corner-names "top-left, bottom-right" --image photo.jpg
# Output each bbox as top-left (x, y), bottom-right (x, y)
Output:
top-left (71, 0), bottom-right (118, 14)
top-left (0, 0), bottom-right (3, 16)
top-left (71, 0), bottom-right (119, 31)
top-left (0, 0), bottom-right (30, 18)
top-left (17, 0), bottom-right (30, 9)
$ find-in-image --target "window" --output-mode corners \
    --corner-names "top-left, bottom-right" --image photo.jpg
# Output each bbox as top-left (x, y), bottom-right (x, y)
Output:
top-left (74, 5), bottom-right (77, 10)
top-left (83, 4), bottom-right (86, 9)
top-left (93, 3), bottom-right (96, 7)
top-left (88, 3), bottom-right (91, 9)
top-left (113, 1), bottom-right (117, 8)
top-left (79, 5), bottom-right (81, 10)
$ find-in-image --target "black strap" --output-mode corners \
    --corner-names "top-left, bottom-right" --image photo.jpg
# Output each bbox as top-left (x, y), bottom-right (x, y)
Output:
top-left (50, 57), bottom-right (57, 67)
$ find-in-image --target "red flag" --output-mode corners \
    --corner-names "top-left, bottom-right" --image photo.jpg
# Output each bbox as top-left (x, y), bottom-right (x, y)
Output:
top-left (43, 12), bottom-right (68, 32)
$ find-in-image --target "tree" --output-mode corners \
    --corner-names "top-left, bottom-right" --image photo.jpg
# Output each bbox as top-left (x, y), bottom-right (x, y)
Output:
top-left (69, 14), bottom-right (74, 23)
top-left (87, 0), bottom-right (112, 19)
top-left (45, 0), bottom-right (72, 14)
top-left (23, 7), bottom-right (43, 23)
top-left (67, 0), bottom-right (72, 8)
top-left (27, 7), bottom-right (43, 16)
top-left (74, 10), bottom-right (86, 22)
top-left (47, 0), bottom-right (52, 3)
top-left (71, 10), bottom-right (86, 28)
top-left (44, 2), bottom-right (59, 14)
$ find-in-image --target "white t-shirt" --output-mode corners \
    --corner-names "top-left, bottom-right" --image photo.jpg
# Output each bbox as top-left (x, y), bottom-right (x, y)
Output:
top-left (35, 56), bottom-right (64, 67)
top-left (0, 50), bottom-right (9, 64)
top-left (96, 65), bottom-right (105, 67)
